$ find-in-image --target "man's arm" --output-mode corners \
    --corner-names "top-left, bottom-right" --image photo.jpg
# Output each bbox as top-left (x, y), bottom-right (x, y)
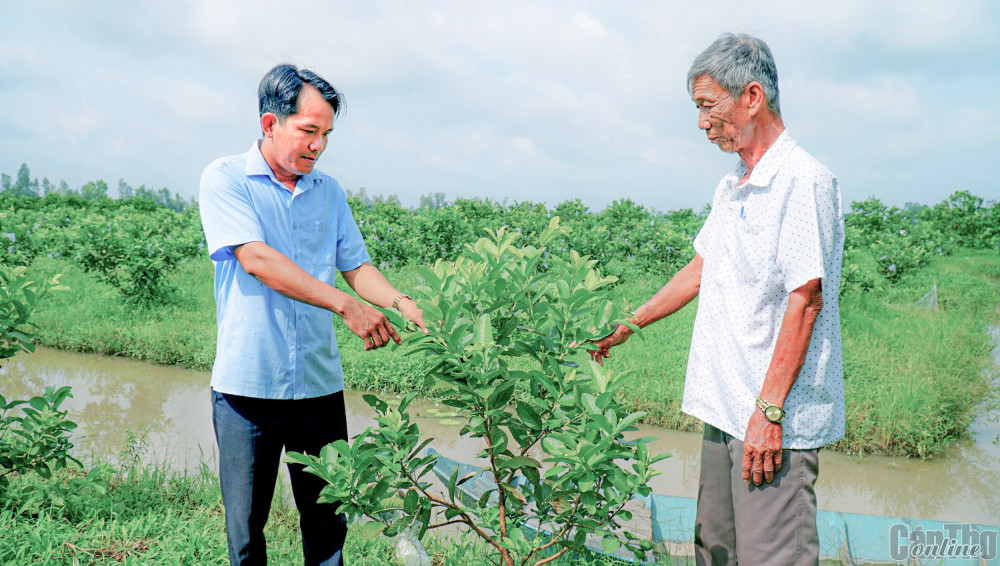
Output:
top-left (233, 241), bottom-right (421, 350)
top-left (591, 253), bottom-right (703, 363)
top-left (341, 262), bottom-right (426, 332)
top-left (742, 277), bottom-right (823, 486)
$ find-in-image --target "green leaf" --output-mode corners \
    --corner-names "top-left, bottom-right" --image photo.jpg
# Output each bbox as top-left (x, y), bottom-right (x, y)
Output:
top-left (500, 482), bottom-right (527, 505)
top-left (541, 437), bottom-right (565, 454)
top-left (356, 520), bottom-right (387, 541)
top-left (7, 330), bottom-right (33, 344)
top-left (376, 306), bottom-right (407, 329)
top-left (477, 489), bottom-right (494, 508)
top-left (515, 402), bottom-right (542, 430)
top-left (542, 465), bottom-right (567, 479)
top-left (496, 456), bottom-right (541, 470)
top-left (472, 313), bottom-right (494, 347)
top-left (362, 394), bottom-right (386, 412)
top-left (403, 488), bottom-right (419, 515)
top-left (601, 536), bottom-right (622, 554)
top-left (488, 380), bottom-right (517, 408)
top-left (456, 469), bottom-right (484, 488)
top-left (446, 465), bottom-right (459, 502)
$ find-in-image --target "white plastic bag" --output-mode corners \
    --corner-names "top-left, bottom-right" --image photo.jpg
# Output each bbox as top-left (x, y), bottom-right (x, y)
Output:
top-left (394, 522), bottom-right (431, 566)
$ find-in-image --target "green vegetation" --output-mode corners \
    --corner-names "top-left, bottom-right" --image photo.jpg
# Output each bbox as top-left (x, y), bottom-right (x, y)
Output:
top-left (0, 261), bottom-right (91, 502)
top-left (1, 162), bottom-right (196, 211)
top-left (2, 175), bottom-right (998, 563)
top-left (4, 187), bottom-right (999, 457)
top-left (290, 223), bottom-right (666, 565)
top-left (0, 262), bottom-right (64, 360)
top-left (0, 460), bottom-right (671, 565)
top-left (834, 250), bottom-right (1000, 456)
top-left (0, 386), bottom-right (89, 498)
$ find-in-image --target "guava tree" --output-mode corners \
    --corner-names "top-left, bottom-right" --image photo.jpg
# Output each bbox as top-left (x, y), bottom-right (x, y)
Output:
top-left (0, 264), bottom-right (62, 361)
top-left (0, 264), bottom-right (92, 503)
top-left (288, 219), bottom-right (667, 566)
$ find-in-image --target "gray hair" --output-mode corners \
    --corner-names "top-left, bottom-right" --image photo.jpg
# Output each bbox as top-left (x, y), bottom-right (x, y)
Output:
top-left (258, 64), bottom-right (342, 121)
top-left (687, 33), bottom-right (781, 116)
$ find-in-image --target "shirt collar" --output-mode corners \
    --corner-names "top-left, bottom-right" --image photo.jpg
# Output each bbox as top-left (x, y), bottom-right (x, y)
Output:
top-left (245, 140), bottom-right (319, 193)
top-left (739, 129), bottom-right (796, 188)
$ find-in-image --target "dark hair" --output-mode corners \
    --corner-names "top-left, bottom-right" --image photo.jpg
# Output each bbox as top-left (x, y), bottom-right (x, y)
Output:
top-left (258, 64), bottom-right (342, 120)
top-left (687, 33), bottom-right (781, 116)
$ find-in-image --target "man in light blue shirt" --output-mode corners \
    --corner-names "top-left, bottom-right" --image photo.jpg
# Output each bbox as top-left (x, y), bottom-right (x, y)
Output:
top-left (200, 64), bottom-right (425, 566)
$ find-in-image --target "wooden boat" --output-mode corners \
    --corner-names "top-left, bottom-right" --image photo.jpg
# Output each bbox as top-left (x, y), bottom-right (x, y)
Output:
top-left (426, 448), bottom-right (1000, 565)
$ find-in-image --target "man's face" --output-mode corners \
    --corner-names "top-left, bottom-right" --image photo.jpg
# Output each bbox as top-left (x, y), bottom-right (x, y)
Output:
top-left (691, 75), bottom-right (750, 154)
top-left (263, 85), bottom-right (334, 179)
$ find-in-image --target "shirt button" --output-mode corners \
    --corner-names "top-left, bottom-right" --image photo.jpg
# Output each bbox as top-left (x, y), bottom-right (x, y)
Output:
top-left (292, 223), bottom-right (298, 229)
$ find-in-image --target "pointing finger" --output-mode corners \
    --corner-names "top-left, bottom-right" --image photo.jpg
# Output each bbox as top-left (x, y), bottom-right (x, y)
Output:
top-left (387, 321), bottom-right (402, 345)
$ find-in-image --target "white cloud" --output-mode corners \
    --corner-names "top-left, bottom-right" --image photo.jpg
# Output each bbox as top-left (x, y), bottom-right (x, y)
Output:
top-left (642, 148), bottom-right (667, 167)
top-left (147, 79), bottom-right (238, 125)
top-left (1, 1), bottom-right (997, 212)
top-left (793, 76), bottom-right (924, 126)
top-left (461, 131), bottom-right (492, 154)
top-left (511, 137), bottom-right (536, 154)
top-left (574, 12), bottom-right (607, 39)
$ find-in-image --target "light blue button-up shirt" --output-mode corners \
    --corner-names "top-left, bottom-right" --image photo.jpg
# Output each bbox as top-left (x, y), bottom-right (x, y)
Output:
top-left (199, 141), bottom-right (370, 399)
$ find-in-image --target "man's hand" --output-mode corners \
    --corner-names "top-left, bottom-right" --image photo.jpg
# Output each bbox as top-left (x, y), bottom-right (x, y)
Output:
top-left (397, 297), bottom-right (428, 334)
top-left (742, 409), bottom-right (783, 486)
top-left (589, 324), bottom-right (634, 365)
top-left (340, 296), bottom-right (401, 350)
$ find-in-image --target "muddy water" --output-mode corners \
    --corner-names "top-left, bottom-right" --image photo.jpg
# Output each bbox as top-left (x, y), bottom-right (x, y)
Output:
top-left (2, 344), bottom-right (998, 525)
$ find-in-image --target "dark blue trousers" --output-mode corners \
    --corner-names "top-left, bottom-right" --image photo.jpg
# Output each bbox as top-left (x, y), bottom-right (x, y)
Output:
top-left (212, 389), bottom-right (348, 566)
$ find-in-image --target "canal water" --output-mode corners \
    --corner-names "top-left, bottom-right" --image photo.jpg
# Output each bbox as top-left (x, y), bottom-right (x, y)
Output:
top-left (1, 344), bottom-right (998, 525)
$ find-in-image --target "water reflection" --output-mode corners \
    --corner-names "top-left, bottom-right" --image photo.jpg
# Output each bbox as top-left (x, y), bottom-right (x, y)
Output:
top-left (1, 348), bottom-right (212, 468)
top-left (1, 346), bottom-right (998, 525)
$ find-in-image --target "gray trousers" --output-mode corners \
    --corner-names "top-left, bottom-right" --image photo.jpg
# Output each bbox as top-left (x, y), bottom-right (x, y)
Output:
top-left (694, 424), bottom-right (820, 566)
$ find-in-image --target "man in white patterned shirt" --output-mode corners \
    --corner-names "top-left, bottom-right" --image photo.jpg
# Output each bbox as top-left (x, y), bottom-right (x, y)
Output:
top-left (593, 33), bottom-right (844, 565)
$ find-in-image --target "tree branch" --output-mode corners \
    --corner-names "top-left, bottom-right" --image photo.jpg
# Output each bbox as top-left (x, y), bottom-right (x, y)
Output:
top-left (531, 547), bottom-right (568, 566)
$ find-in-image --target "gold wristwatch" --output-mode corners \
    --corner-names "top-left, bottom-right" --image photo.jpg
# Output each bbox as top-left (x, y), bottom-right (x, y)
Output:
top-left (755, 396), bottom-right (785, 424)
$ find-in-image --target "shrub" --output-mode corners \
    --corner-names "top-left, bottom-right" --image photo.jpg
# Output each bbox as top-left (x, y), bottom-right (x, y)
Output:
top-left (0, 386), bottom-right (113, 518)
top-left (73, 207), bottom-right (203, 305)
top-left (288, 220), bottom-right (667, 565)
top-left (0, 264), bottom-right (64, 360)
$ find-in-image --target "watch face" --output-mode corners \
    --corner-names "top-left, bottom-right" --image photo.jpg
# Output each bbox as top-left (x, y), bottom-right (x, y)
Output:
top-left (765, 406), bottom-right (782, 422)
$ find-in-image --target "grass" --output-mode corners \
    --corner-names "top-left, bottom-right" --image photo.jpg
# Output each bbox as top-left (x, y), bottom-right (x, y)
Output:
top-left (0, 464), bottom-right (251, 565)
top-left (0, 461), bottom-right (670, 565)
top-left (24, 249), bottom-right (1000, 458)
top-left (832, 250), bottom-right (1000, 456)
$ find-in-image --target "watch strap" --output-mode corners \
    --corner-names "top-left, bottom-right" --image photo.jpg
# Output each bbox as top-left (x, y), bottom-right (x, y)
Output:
top-left (755, 396), bottom-right (785, 423)
top-left (391, 293), bottom-right (410, 310)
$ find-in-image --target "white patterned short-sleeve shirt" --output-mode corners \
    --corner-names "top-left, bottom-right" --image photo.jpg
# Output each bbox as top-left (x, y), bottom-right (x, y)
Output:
top-left (682, 130), bottom-right (845, 449)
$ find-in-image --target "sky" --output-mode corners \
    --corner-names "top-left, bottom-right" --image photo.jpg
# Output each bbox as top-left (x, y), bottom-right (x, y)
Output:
top-left (1, 0), bottom-right (998, 213)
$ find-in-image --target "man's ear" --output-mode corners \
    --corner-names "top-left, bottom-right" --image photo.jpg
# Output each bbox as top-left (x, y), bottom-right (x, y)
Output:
top-left (261, 113), bottom-right (279, 137)
top-left (744, 82), bottom-right (766, 116)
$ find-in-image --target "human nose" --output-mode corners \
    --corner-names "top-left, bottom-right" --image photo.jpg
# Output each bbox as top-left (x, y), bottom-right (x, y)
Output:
top-left (697, 107), bottom-right (711, 130)
top-left (308, 134), bottom-right (326, 152)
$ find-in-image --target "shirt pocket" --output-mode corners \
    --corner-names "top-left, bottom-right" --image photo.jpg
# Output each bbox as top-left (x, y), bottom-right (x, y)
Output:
top-left (732, 215), bottom-right (777, 281)
top-left (305, 220), bottom-right (338, 266)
